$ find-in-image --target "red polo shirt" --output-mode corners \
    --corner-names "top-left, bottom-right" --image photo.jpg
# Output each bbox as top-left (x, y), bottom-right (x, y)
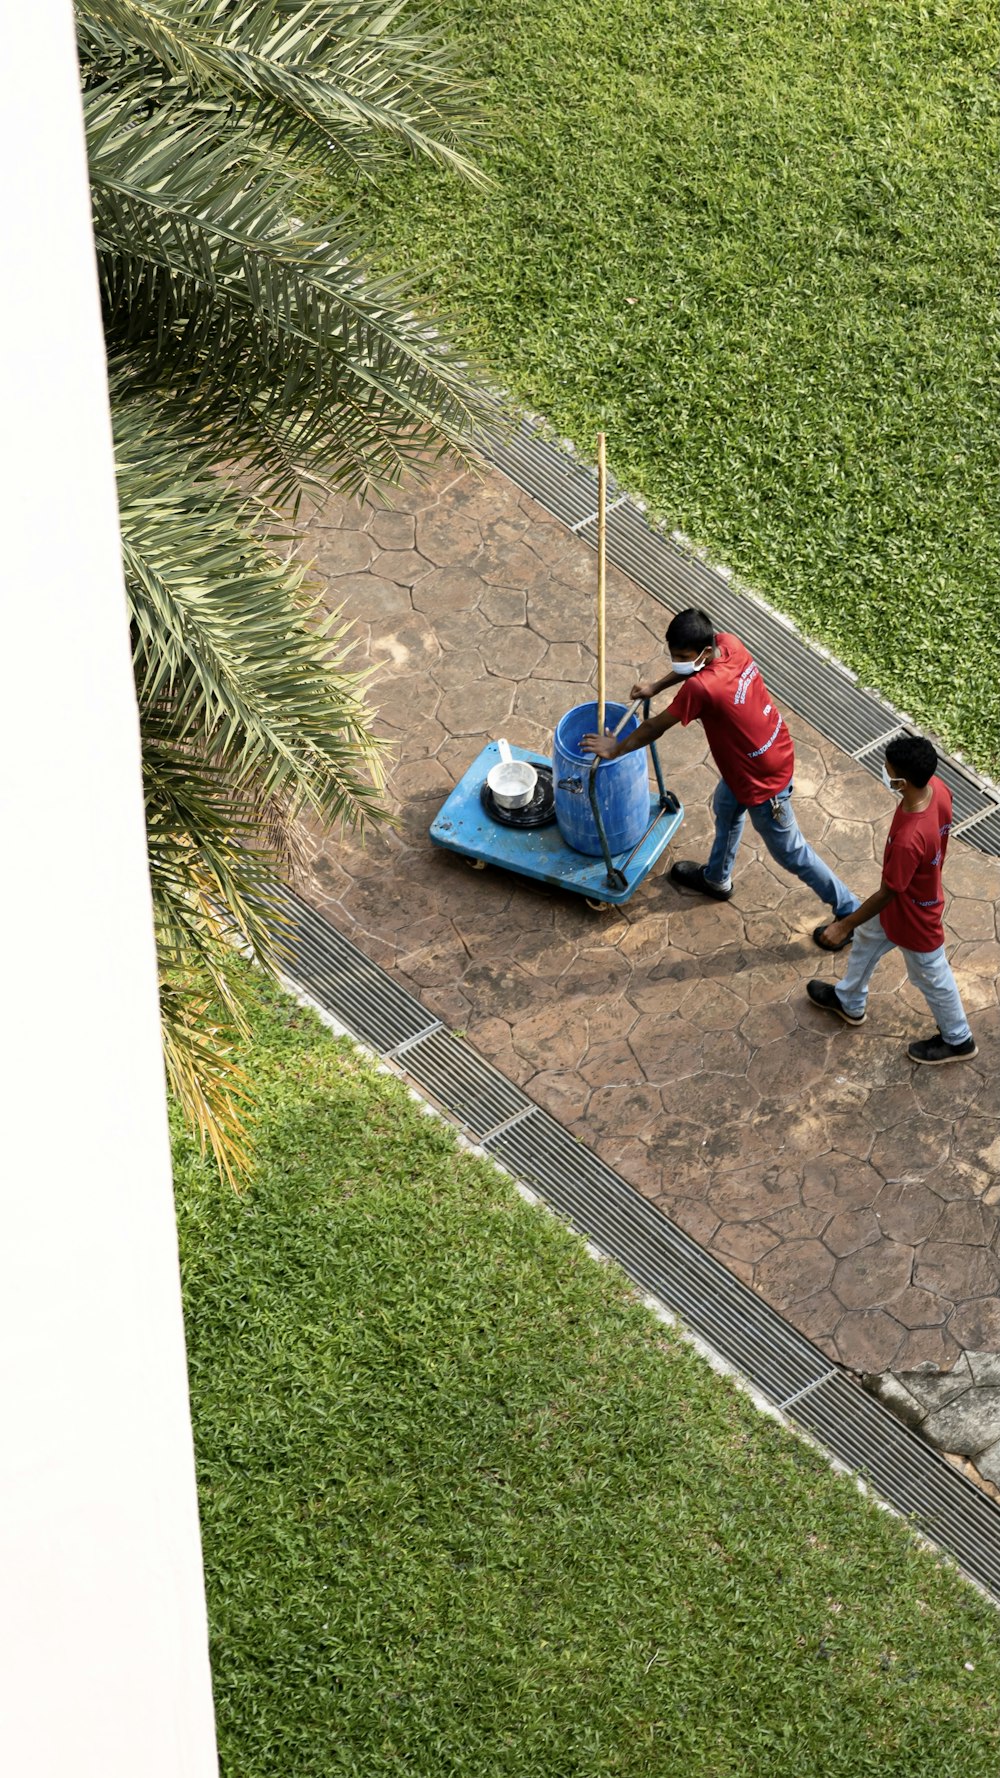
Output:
top-left (880, 778), bottom-right (952, 952)
top-left (670, 633), bottom-right (794, 805)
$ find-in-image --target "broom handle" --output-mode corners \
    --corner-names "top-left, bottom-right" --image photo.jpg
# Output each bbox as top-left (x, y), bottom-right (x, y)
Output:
top-left (596, 432), bottom-right (607, 734)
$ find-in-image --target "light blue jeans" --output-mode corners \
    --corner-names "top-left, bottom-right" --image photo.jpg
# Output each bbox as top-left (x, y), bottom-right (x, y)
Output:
top-left (705, 778), bottom-right (859, 920)
top-left (835, 914), bottom-right (972, 1045)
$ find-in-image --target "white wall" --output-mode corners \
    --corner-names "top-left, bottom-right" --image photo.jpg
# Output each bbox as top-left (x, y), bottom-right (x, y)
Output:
top-left (0, 4), bottom-right (219, 1773)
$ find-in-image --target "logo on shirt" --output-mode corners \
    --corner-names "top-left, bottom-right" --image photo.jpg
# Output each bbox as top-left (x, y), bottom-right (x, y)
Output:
top-left (747, 714), bottom-right (785, 760)
top-left (734, 662), bottom-right (758, 706)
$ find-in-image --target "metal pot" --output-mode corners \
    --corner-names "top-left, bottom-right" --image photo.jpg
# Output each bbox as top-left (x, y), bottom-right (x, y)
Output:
top-left (486, 738), bottom-right (537, 810)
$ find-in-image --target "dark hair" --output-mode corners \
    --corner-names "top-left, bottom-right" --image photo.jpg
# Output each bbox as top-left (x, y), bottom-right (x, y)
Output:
top-left (884, 734), bottom-right (937, 789)
top-left (666, 607), bottom-right (715, 655)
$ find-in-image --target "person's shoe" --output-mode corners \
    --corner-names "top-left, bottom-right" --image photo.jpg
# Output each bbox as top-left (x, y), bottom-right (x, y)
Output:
top-left (805, 979), bottom-right (866, 1026)
top-left (908, 1033), bottom-right (978, 1065)
top-left (670, 861), bottom-right (732, 901)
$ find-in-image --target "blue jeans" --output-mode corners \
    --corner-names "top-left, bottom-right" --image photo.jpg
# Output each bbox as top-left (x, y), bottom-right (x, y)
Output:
top-left (835, 915), bottom-right (972, 1045)
top-left (705, 778), bottom-right (859, 919)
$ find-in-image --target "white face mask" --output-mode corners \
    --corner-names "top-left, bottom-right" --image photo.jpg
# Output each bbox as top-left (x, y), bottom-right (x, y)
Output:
top-left (881, 762), bottom-right (903, 797)
top-left (670, 653), bottom-right (707, 678)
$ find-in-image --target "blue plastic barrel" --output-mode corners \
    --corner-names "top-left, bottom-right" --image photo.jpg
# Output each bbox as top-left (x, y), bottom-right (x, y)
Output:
top-left (553, 701), bottom-right (650, 856)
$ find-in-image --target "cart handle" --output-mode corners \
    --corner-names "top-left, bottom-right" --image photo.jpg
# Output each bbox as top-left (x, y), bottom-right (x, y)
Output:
top-left (611, 698), bottom-right (641, 738)
top-left (587, 695), bottom-right (650, 890)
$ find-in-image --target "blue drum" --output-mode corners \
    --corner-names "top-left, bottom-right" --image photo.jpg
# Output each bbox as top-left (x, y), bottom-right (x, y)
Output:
top-left (553, 701), bottom-right (649, 856)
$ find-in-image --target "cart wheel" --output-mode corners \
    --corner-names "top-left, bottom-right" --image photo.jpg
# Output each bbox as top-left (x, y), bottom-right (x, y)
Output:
top-left (585, 897), bottom-right (611, 912)
top-left (466, 857), bottom-right (488, 871)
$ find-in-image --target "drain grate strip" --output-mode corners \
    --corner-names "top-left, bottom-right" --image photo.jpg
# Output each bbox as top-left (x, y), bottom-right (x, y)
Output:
top-left (852, 727), bottom-right (906, 761)
top-left (274, 886), bottom-right (431, 1051)
top-left (486, 1114), bottom-right (830, 1406)
top-left (385, 1022), bottom-right (444, 1059)
top-left (479, 1104), bottom-right (540, 1145)
top-left (959, 807), bottom-right (1000, 854)
top-left (400, 1025), bottom-right (531, 1139)
top-left (276, 893), bottom-right (1000, 1600)
top-left (788, 1374), bottom-right (1000, 1594)
top-left (571, 491), bottom-right (631, 532)
top-left (778, 1371), bottom-right (838, 1412)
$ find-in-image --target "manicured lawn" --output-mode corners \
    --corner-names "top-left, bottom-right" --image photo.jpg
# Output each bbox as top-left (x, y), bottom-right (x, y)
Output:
top-left (175, 966), bottom-right (1000, 1776)
top-left (313, 0), bottom-right (1000, 774)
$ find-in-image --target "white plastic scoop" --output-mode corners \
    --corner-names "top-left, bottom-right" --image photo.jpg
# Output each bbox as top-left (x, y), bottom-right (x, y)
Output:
top-left (486, 738), bottom-right (537, 810)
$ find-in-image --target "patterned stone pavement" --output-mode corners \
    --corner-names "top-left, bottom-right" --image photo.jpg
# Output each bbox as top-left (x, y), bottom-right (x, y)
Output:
top-left (292, 458), bottom-right (1000, 1470)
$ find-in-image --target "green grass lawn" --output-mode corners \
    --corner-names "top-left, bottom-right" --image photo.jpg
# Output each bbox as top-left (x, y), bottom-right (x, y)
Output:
top-left (315, 0), bottom-right (1000, 775)
top-left (175, 966), bottom-right (1000, 1776)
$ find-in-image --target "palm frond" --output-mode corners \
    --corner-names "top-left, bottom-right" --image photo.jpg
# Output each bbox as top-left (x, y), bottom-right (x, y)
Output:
top-left (73, 0), bottom-right (485, 1177)
top-left (143, 726), bottom-right (287, 982)
top-left (144, 705), bottom-right (295, 1186)
top-left (117, 390), bottom-right (387, 828)
top-left (159, 974), bottom-right (255, 1187)
top-left (146, 684), bottom-right (329, 1185)
top-left (88, 82), bottom-right (486, 500)
top-left (77, 0), bottom-right (486, 181)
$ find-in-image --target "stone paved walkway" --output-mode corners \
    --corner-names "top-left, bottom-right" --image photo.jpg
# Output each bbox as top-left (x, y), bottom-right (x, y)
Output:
top-left (293, 459), bottom-right (1000, 1417)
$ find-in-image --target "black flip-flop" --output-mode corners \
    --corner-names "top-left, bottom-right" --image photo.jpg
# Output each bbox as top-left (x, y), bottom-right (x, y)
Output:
top-left (813, 922), bottom-right (852, 953)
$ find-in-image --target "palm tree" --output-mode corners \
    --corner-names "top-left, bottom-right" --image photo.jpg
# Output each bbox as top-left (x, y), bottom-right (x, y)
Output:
top-left (75, 0), bottom-right (486, 1178)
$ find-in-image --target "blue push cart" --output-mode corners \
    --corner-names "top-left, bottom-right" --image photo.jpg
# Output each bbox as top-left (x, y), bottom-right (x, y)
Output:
top-left (430, 701), bottom-right (684, 908)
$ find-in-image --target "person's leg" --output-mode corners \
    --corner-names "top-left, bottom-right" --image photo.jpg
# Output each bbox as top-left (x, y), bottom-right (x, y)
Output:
top-left (747, 784), bottom-right (860, 918)
top-left (833, 915), bottom-right (895, 1017)
top-left (901, 946), bottom-right (974, 1047)
top-left (703, 778), bottom-right (747, 890)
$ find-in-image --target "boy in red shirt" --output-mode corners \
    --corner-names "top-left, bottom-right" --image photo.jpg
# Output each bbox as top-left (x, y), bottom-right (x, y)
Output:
top-left (583, 607), bottom-right (859, 936)
top-left (807, 734), bottom-right (977, 1064)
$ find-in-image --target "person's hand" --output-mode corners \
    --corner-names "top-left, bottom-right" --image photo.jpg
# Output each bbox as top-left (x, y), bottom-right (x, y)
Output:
top-left (630, 678), bottom-right (656, 701)
top-left (817, 918), bottom-right (850, 950)
top-left (581, 732), bottom-right (619, 760)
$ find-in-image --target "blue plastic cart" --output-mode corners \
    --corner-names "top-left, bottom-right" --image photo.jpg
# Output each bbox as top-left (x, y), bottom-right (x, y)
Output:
top-left (430, 704), bottom-right (684, 908)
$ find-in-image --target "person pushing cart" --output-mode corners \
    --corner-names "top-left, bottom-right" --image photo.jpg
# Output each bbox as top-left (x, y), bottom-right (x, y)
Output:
top-left (584, 606), bottom-right (860, 943)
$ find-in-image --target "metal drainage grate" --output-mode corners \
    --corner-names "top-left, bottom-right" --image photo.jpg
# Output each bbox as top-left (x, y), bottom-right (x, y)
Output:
top-left (274, 885), bottom-right (432, 1053)
top-left (475, 404), bottom-right (620, 530)
top-left (928, 756), bottom-right (1000, 830)
top-left (485, 1112), bottom-right (828, 1409)
top-left (398, 1026), bottom-right (534, 1142)
top-left (477, 408), bottom-right (1000, 850)
top-left (276, 890), bottom-right (1000, 1602)
top-left (963, 807), bottom-right (1000, 855)
top-left (790, 1374), bottom-right (1000, 1598)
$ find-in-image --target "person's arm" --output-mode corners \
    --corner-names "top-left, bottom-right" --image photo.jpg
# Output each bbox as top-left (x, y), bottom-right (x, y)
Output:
top-left (630, 669), bottom-right (682, 701)
top-left (582, 707), bottom-right (683, 761)
top-left (820, 881), bottom-right (895, 948)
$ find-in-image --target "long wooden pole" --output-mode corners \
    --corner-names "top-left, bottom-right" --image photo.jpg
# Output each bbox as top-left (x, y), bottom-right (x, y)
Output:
top-left (596, 431), bottom-right (607, 735)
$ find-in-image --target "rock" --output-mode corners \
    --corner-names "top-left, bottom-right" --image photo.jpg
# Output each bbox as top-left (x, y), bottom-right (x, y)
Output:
top-left (864, 1373), bottom-right (926, 1428)
top-left (951, 1453), bottom-right (1000, 1504)
top-left (967, 1351), bottom-right (1000, 1388)
top-left (891, 1353), bottom-right (972, 1414)
top-left (974, 1437), bottom-right (1000, 1489)
top-left (921, 1386), bottom-right (1000, 1458)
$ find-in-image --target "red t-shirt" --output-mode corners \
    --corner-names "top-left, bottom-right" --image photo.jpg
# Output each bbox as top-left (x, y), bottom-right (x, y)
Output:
top-left (880, 778), bottom-right (952, 952)
top-left (669, 633), bottom-right (795, 805)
